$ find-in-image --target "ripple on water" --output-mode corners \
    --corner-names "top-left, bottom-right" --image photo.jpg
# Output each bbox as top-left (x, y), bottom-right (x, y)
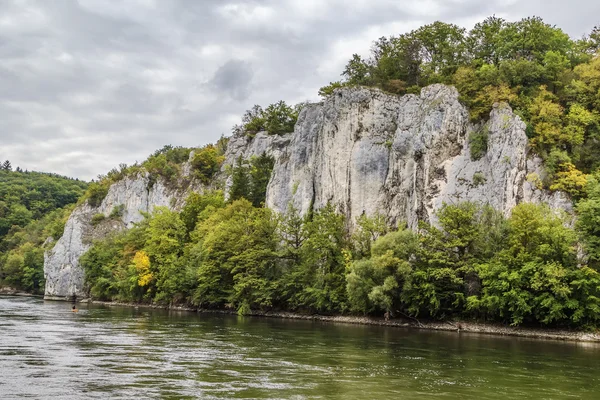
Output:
top-left (2, 295), bottom-right (600, 399)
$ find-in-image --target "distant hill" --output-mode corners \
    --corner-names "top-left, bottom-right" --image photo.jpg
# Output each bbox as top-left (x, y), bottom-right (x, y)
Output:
top-left (0, 168), bottom-right (88, 293)
top-left (0, 169), bottom-right (88, 239)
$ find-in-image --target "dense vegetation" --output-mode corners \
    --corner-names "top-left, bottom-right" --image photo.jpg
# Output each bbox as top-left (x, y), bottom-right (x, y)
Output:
top-left (0, 167), bottom-right (88, 293)
top-left (232, 101), bottom-right (304, 136)
top-left (321, 16), bottom-right (600, 197)
top-left (79, 190), bottom-right (600, 328)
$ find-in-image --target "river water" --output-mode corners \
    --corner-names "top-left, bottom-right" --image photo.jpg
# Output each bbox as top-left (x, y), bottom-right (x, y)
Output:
top-left (1, 295), bottom-right (599, 399)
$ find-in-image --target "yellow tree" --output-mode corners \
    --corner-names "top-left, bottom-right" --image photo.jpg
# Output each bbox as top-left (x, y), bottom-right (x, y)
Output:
top-left (133, 250), bottom-right (153, 287)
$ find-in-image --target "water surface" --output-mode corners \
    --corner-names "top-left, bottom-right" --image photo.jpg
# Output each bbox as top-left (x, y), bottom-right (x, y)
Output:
top-left (0, 295), bottom-right (599, 399)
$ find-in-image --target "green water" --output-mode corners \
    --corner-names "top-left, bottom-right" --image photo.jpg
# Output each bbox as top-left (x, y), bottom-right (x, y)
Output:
top-left (0, 295), bottom-right (599, 399)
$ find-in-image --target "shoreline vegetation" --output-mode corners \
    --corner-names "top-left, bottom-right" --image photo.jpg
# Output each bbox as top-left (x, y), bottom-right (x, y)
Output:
top-left (4, 16), bottom-right (600, 338)
top-left (35, 295), bottom-right (600, 343)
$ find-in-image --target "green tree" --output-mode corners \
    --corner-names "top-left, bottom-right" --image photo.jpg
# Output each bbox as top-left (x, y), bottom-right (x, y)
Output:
top-left (229, 157), bottom-right (251, 202)
top-left (191, 145), bottom-right (225, 184)
top-left (249, 153), bottom-right (275, 207)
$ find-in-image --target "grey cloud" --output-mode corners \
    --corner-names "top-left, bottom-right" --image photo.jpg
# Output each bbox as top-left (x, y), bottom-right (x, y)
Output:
top-left (0, 0), bottom-right (597, 180)
top-left (209, 60), bottom-right (254, 101)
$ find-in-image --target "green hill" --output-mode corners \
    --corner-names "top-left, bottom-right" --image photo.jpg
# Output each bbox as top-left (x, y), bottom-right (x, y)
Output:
top-left (0, 168), bottom-right (88, 293)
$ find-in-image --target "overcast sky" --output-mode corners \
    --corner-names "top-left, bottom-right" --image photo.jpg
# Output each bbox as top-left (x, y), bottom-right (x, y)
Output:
top-left (0, 0), bottom-right (598, 180)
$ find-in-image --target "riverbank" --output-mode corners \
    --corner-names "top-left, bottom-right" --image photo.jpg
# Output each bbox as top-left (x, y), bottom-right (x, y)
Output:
top-left (0, 287), bottom-right (40, 297)
top-left (82, 299), bottom-right (600, 343)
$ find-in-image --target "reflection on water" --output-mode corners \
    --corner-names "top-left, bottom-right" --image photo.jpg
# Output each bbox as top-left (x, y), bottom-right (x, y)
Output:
top-left (0, 295), bottom-right (599, 399)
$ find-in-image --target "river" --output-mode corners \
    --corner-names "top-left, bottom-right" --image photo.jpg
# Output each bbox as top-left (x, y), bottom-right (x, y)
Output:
top-left (1, 295), bottom-right (599, 399)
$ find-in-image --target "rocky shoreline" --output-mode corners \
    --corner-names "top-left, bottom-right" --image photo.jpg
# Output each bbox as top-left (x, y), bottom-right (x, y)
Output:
top-left (79, 298), bottom-right (600, 343)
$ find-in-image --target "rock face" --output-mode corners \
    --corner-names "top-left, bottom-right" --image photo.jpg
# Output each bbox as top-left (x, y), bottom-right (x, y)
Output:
top-left (44, 84), bottom-right (572, 299)
top-left (266, 84), bottom-right (571, 227)
top-left (221, 131), bottom-right (291, 197)
top-left (44, 173), bottom-right (189, 299)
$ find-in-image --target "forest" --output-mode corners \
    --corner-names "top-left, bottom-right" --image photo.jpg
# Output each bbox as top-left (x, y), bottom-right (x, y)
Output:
top-left (0, 167), bottom-right (88, 293)
top-left (321, 16), bottom-right (600, 197)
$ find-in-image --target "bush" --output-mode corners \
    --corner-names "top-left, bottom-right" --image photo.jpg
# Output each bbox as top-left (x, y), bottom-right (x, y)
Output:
top-left (87, 182), bottom-right (109, 208)
top-left (191, 145), bottom-right (225, 184)
top-left (109, 205), bottom-right (125, 219)
top-left (469, 126), bottom-right (489, 161)
top-left (472, 172), bottom-right (487, 186)
top-left (91, 213), bottom-right (106, 226)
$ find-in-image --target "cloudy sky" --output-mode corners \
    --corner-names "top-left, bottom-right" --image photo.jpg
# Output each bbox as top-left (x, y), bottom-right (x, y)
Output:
top-left (0, 0), bottom-right (598, 180)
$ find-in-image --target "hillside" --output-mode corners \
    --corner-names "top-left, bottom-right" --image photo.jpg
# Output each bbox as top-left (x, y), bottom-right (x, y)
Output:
top-left (0, 168), bottom-right (88, 293)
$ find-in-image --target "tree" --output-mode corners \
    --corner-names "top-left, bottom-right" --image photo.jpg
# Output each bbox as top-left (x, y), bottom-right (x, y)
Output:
top-left (318, 81), bottom-right (344, 97)
top-left (414, 21), bottom-right (467, 79)
top-left (191, 144), bottom-right (225, 184)
top-left (346, 227), bottom-right (417, 314)
top-left (144, 207), bottom-right (186, 303)
top-left (2, 160), bottom-right (12, 171)
top-left (342, 54), bottom-right (372, 85)
top-left (468, 16), bottom-right (507, 66)
top-left (229, 156), bottom-right (250, 202)
top-left (191, 199), bottom-right (280, 312)
top-left (263, 101), bottom-right (298, 135)
top-left (297, 204), bottom-right (349, 312)
top-left (249, 153), bottom-right (275, 207)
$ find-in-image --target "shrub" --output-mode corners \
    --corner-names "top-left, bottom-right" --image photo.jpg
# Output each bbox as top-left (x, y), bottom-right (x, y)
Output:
top-left (469, 126), bottom-right (489, 160)
top-left (472, 172), bottom-right (487, 187)
top-left (191, 145), bottom-right (225, 184)
top-left (91, 213), bottom-right (106, 226)
top-left (109, 205), bottom-right (125, 219)
top-left (87, 182), bottom-right (109, 208)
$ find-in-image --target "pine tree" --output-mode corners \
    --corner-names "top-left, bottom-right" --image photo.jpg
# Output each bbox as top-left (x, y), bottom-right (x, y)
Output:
top-left (229, 156), bottom-right (250, 201)
top-left (2, 160), bottom-right (11, 171)
top-left (249, 153), bottom-right (275, 207)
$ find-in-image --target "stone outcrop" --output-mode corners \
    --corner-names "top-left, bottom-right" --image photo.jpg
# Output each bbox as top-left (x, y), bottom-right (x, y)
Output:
top-left (44, 174), bottom-right (188, 299)
top-left (44, 84), bottom-right (572, 299)
top-left (265, 84), bottom-right (571, 228)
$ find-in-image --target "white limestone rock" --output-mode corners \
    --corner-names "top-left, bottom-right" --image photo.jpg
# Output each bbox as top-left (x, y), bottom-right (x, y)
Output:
top-left (266, 85), bottom-right (571, 228)
top-left (43, 172), bottom-right (194, 300)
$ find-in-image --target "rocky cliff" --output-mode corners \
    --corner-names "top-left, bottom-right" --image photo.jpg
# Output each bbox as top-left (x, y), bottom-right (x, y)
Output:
top-left (261, 84), bottom-right (570, 228)
top-left (44, 173), bottom-right (194, 299)
top-left (44, 84), bottom-right (571, 299)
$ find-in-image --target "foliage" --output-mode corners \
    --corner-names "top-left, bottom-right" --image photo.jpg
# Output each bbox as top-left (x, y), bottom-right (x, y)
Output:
top-left (0, 169), bottom-right (87, 240)
top-left (234, 101), bottom-right (300, 136)
top-left (334, 16), bottom-right (600, 190)
top-left (110, 205), bottom-right (125, 219)
top-left (91, 213), bottom-right (106, 226)
top-left (0, 169), bottom-right (87, 293)
top-left (191, 144), bottom-right (225, 185)
top-left (75, 190), bottom-right (600, 329)
top-left (469, 126), bottom-right (489, 160)
top-left (228, 153), bottom-right (275, 207)
top-left (318, 81), bottom-right (345, 97)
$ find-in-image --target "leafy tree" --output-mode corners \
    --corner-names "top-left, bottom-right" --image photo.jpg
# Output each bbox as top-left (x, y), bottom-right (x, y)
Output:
top-left (318, 81), bottom-right (345, 97)
top-left (295, 204), bottom-right (349, 312)
top-left (229, 157), bottom-right (251, 202)
top-left (191, 199), bottom-right (279, 311)
top-left (180, 191), bottom-right (225, 235)
top-left (576, 174), bottom-right (600, 269)
top-left (234, 101), bottom-right (299, 136)
top-left (346, 227), bottom-right (417, 314)
top-left (191, 144), bottom-right (225, 184)
top-left (468, 16), bottom-right (507, 66)
top-left (249, 153), bottom-right (275, 207)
